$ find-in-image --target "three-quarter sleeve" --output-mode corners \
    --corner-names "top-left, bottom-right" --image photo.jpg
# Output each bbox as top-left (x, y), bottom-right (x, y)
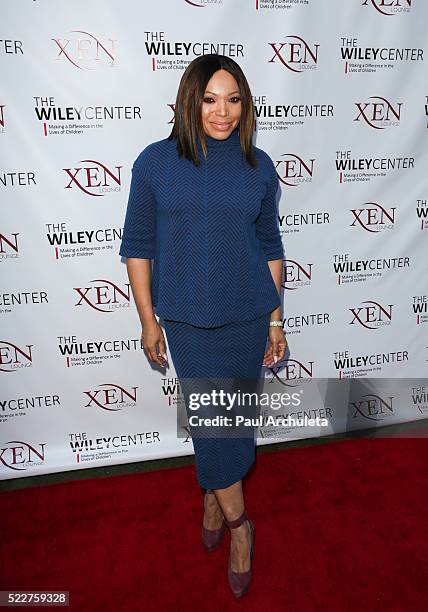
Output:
top-left (255, 155), bottom-right (284, 261)
top-left (119, 145), bottom-right (157, 260)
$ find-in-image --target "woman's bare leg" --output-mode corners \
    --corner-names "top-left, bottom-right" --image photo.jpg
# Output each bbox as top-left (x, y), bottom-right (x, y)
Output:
top-left (203, 489), bottom-right (224, 530)
top-left (213, 480), bottom-right (251, 572)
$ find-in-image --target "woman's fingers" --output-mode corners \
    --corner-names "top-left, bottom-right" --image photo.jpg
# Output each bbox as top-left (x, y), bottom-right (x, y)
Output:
top-left (276, 338), bottom-right (287, 361)
top-left (142, 326), bottom-right (168, 367)
top-left (143, 341), bottom-right (157, 363)
top-left (271, 338), bottom-right (281, 364)
top-left (262, 345), bottom-right (272, 366)
top-left (264, 330), bottom-right (288, 367)
top-left (146, 343), bottom-right (165, 367)
top-left (158, 333), bottom-right (168, 366)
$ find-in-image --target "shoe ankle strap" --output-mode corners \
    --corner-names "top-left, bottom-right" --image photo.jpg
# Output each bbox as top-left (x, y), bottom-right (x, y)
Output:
top-left (225, 510), bottom-right (248, 529)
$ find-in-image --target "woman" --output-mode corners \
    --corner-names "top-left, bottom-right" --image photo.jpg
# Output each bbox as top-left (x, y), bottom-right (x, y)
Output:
top-left (119, 54), bottom-right (287, 598)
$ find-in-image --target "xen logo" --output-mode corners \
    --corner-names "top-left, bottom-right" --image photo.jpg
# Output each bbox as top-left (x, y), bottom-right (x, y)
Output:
top-left (351, 202), bottom-right (395, 232)
top-left (52, 31), bottom-right (116, 69)
top-left (275, 154), bottom-right (315, 187)
top-left (270, 358), bottom-right (314, 383)
top-left (349, 300), bottom-right (393, 329)
top-left (63, 160), bottom-right (122, 196)
top-left (268, 36), bottom-right (319, 72)
top-left (351, 394), bottom-right (394, 421)
top-left (0, 441), bottom-right (46, 471)
top-left (354, 96), bottom-right (402, 129)
top-left (0, 341), bottom-right (33, 372)
top-left (362, 0), bottom-right (411, 16)
top-left (74, 280), bottom-right (131, 312)
top-left (0, 232), bottom-right (19, 255)
top-left (84, 384), bottom-right (138, 411)
top-left (283, 260), bottom-right (313, 290)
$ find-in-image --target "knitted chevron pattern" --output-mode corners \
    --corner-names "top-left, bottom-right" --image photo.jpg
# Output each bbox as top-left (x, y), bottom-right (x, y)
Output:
top-left (119, 127), bottom-right (284, 328)
top-left (163, 311), bottom-right (271, 488)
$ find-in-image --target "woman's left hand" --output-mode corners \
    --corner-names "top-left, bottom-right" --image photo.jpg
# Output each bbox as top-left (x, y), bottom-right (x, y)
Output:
top-left (263, 326), bottom-right (288, 367)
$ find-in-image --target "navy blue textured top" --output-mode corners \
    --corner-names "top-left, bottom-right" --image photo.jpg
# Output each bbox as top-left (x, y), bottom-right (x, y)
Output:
top-left (119, 127), bottom-right (285, 328)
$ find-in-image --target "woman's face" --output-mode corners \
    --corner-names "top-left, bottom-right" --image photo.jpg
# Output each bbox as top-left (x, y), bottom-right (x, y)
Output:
top-left (201, 69), bottom-right (242, 140)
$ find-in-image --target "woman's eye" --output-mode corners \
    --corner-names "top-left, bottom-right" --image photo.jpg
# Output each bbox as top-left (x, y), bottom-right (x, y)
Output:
top-left (202, 96), bottom-right (241, 104)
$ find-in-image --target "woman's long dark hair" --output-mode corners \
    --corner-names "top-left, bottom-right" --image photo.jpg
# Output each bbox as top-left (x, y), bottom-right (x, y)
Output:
top-left (168, 54), bottom-right (257, 168)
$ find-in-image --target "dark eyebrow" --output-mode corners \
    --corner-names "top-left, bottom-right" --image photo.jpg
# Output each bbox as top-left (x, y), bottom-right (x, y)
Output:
top-left (204, 90), bottom-right (240, 96)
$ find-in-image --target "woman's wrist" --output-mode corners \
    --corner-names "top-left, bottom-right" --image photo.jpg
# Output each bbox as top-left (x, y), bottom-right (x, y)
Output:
top-left (141, 318), bottom-right (158, 332)
top-left (139, 305), bottom-right (157, 327)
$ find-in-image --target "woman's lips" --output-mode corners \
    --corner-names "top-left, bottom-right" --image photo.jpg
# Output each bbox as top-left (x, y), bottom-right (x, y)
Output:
top-left (211, 122), bottom-right (232, 131)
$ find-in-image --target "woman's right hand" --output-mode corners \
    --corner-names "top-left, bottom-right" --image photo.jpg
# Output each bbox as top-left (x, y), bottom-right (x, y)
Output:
top-left (141, 318), bottom-right (168, 367)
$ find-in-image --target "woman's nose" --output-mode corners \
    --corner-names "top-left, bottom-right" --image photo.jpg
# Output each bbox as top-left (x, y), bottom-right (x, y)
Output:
top-left (215, 101), bottom-right (228, 116)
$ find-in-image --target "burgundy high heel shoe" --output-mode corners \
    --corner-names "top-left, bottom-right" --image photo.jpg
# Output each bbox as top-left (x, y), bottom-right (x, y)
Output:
top-left (201, 489), bottom-right (226, 552)
top-left (225, 510), bottom-right (255, 598)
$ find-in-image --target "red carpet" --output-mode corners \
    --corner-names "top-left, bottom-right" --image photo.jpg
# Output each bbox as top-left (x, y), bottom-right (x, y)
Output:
top-left (1, 437), bottom-right (427, 611)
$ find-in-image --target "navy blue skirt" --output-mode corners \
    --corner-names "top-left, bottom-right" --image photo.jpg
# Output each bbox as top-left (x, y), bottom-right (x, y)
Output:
top-left (163, 312), bottom-right (271, 489)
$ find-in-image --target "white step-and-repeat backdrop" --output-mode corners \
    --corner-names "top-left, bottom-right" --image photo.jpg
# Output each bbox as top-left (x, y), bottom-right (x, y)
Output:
top-left (1, 0), bottom-right (427, 480)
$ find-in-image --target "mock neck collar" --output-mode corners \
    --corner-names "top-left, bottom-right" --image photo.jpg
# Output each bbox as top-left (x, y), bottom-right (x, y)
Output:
top-left (198, 126), bottom-right (241, 152)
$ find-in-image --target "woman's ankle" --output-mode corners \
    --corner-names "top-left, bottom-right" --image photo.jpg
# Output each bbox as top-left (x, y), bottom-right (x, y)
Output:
top-left (229, 520), bottom-right (250, 541)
